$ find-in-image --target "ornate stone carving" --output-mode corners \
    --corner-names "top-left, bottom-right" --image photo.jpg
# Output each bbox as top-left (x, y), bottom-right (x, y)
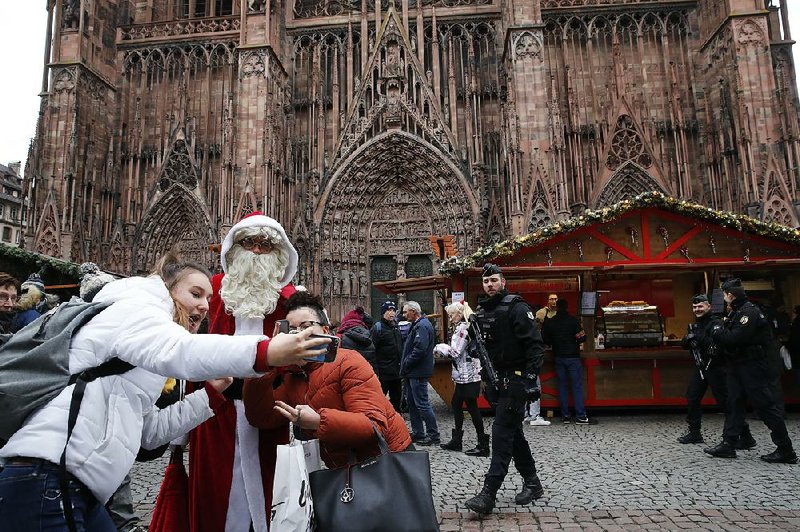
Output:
top-left (62, 0), bottom-right (80, 30)
top-left (120, 16), bottom-right (241, 42)
top-left (511, 31), bottom-right (542, 61)
top-left (158, 138), bottom-right (199, 192)
top-left (240, 50), bottom-right (267, 79)
top-left (606, 115), bottom-right (652, 171)
top-left (52, 67), bottom-right (76, 94)
top-left (249, 0), bottom-right (268, 13)
top-left (595, 163), bottom-right (665, 208)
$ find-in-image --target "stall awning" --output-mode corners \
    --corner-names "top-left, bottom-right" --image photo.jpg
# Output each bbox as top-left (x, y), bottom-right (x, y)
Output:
top-left (372, 275), bottom-right (452, 294)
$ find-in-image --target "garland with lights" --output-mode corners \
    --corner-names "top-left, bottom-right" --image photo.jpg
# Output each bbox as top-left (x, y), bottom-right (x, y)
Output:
top-left (439, 192), bottom-right (800, 275)
top-left (0, 243), bottom-right (81, 280)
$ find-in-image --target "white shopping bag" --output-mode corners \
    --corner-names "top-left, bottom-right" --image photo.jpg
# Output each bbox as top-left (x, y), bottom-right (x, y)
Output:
top-left (270, 427), bottom-right (317, 531)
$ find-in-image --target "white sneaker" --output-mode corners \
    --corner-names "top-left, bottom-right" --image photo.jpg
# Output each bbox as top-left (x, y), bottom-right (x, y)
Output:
top-left (529, 416), bottom-right (551, 426)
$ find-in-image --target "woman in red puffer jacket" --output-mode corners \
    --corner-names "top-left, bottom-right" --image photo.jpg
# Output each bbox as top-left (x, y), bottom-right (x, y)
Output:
top-left (242, 291), bottom-right (411, 469)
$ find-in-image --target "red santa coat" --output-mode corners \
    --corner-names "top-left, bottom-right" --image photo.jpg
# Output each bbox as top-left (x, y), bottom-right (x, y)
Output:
top-left (188, 274), bottom-right (296, 532)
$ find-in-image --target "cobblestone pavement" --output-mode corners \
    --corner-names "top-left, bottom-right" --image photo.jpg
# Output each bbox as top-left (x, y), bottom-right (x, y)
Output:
top-left (132, 388), bottom-right (800, 530)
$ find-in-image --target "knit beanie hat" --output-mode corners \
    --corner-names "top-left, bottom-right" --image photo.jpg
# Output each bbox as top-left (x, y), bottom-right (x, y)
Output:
top-left (21, 273), bottom-right (45, 293)
top-left (79, 263), bottom-right (116, 302)
top-left (380, 301), bottom-right (397, 314)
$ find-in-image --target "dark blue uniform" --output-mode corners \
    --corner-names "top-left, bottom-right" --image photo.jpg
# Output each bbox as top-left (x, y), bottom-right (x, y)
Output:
top-left (475, 290), bottom-right (544, 492)
top-left (712, 297), bottom-right (793, 452)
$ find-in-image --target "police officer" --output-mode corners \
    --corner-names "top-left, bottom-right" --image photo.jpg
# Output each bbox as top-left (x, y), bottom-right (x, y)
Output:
top-left (705, 279), bottom-right (796, 464)
top-left (678, 294), bottom-right (755, 447)
top-left (464, 264), bottom-right (545, 515)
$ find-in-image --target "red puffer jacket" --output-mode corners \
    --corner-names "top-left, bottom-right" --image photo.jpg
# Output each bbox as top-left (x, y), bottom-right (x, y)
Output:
top-left (242, 349), bottom-right (411, 469)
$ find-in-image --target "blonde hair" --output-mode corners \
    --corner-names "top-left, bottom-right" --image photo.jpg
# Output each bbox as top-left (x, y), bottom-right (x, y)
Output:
top-left (151, 250), bottom-right (211, 328)
top-left (445, 300), bottom-right (473, 321)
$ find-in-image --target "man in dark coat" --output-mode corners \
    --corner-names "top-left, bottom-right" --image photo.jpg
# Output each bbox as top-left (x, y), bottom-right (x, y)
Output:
top-left (707, 279), bottom-right (796, 464)
top-left (542, 299), bottom-right (588, 424)
top-left (465, 264), bottom-right (545, 515)
top-left (371, 301), bottom-right (403, 411)
top-left (400, 300), bottom-right (439, 446)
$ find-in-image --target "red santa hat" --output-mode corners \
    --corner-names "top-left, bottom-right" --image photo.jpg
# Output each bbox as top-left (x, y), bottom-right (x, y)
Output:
top-left (220, 211), bottom-right (298, 287)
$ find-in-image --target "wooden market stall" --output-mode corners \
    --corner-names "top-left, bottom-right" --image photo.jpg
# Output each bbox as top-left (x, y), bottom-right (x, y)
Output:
top-left (438, 192), bottom-right (800, 409)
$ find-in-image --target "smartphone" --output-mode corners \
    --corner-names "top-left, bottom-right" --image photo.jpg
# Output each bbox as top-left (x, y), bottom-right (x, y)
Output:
top-left (277, 320), bottom-right (290, 334)
top-left (305, 334), bottom-right (339, 363)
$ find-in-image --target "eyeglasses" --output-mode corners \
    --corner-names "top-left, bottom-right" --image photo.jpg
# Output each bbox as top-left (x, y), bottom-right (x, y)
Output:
top-left (0, 294), bottom-right (18, 303)
top-left (288, 320), bottom-right (325, 333)
top-left (238, 237), bottom-right (275, 251)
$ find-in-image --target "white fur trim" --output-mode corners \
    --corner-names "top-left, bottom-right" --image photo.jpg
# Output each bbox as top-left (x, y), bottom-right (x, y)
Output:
top-left (221, 215), bottom-right (297, 287)
top-left (225, 432), bottom-right (252, 532)
top-left (237, 400), bottom-right (268, 532)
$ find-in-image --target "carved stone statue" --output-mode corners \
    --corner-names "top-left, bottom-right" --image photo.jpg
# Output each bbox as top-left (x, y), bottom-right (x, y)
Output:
top-left (249, 0), bottom-right (267, 12)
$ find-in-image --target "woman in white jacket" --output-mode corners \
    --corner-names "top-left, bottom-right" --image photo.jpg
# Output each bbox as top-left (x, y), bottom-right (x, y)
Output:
top-left (433, 301), bottom-right (488, 456)
top-left (0, 253), bottom-right (329, 532)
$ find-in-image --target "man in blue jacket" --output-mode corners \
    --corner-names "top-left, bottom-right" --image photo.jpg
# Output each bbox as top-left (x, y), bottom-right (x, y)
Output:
top-left (400, 300), bottom-right (440, 445)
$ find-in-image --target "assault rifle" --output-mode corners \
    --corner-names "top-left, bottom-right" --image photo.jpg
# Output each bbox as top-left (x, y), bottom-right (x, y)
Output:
top-left (466, 314), bottom-right (499, 392)
top-left (686, 323), bottom-right (713, 380)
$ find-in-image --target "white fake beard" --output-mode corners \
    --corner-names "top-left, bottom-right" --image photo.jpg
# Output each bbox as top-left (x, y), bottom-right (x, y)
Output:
top-left (220, 245), bottom-right (289, 319)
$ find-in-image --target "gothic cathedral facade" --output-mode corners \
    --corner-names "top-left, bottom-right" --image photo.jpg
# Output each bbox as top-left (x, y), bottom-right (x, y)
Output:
top-left (24, 0), bottom-right (800, 317)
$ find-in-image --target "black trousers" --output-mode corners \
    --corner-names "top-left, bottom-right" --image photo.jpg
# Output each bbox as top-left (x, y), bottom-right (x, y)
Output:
top-left (451, 381), bottom-right (485, 436)
top-left (685, 364), bottom-right (728, 428)
top-left (380, 377), bottom-right (403, 412)
top-left (722, 358), bottom-right (792, 448)
top-left (483, 388), bottom-right (537, 492)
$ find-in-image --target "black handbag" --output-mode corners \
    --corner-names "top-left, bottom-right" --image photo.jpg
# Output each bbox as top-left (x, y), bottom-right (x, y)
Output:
top-left (309, 427), bottom-right (439, 532)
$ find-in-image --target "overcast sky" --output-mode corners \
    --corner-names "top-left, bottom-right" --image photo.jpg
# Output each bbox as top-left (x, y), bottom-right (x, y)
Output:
top-left (2, 4), bottom-right (800, 174)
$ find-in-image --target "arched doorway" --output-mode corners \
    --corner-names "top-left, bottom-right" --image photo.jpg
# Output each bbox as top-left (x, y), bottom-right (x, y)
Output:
top-left (315, 131), bottom-right (480, 321)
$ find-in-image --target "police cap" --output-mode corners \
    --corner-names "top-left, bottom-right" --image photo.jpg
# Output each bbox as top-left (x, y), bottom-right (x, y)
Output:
top-left (692, 294), bottom-right (709, 304)
top-left (721, 278), bottom-right (742, 291)
top-left (482, 263), bottom-right (503, 278)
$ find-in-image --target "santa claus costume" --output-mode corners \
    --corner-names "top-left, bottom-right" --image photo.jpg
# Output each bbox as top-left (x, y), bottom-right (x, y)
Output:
top-left (188, 213), bottom-right (297, 532)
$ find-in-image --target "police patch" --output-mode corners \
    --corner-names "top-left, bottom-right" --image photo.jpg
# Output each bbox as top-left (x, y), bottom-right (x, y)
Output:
top-left (739, 316), bottom-right (749, 325)
top-left (527, 311), bottom-right (535, 320)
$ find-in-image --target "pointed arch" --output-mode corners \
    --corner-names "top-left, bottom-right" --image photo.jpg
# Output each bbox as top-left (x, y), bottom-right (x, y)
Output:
top-left (234, 183), bottom-right (258, 221)
top-left (528, 180), bottom-right (555, 232)
top-left (594, 162), bottom-right (666, 208)
top-left (762, 169), bottom-right (798, 226)
top-left (133, 184), bottom-right (214, 274)
top-left (157, 130), bottom-right (200, 192)
top-left (34, 192), bottom-right (62, 258)
top-left (331, 5), bottom-right (456, 170)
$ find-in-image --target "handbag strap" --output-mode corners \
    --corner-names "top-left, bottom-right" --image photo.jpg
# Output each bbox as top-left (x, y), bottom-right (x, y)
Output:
top-left (346, 425), bottom-right (391, 465)
top-left (371, 425), bottom-right (390, 455)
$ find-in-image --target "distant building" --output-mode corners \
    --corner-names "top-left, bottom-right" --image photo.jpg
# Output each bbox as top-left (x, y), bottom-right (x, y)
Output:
top-left (0, 163), bottom-right (26, 247)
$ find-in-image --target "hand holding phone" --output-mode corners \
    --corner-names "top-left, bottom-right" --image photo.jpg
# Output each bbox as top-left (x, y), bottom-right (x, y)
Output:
top-left (305, 334), bottom-right (339, 363)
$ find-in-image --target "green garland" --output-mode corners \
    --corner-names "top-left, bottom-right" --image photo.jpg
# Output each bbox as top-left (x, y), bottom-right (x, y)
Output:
top-left (0, 243), bottom-right (81, 279)
top-left (439, 191), bottom-right (800, 275)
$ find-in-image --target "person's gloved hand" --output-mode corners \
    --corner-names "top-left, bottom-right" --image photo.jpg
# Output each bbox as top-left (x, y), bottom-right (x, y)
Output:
top-left (523, 374), bottom-right (541, 402)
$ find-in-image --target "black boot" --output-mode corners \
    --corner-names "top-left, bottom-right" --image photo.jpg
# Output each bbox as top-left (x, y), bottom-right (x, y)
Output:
top-left (465, 487), bottom-right (496, 515)
top-left (760, 446), bottom-right (798, 464)
top-left (440, 429), bottom-right (463, 451)
top-left (514, 475), bottom-right (544, 505)
top-left (677, 426), bottom-right (704, 444)
top-left (704, 441), bottom-right (737, 458)
top-left (464, 433), bottom-right (490, 457)
top-left (735, 427), bottom-right (757, 450)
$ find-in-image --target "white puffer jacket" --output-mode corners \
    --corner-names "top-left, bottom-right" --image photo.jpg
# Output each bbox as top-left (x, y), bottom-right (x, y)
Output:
top-left (0, 276), bottom-right (265, 503)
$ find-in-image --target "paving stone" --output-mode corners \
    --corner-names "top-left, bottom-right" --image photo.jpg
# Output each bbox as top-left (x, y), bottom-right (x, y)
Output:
top-left (130, 397), bottom-right (800, 531)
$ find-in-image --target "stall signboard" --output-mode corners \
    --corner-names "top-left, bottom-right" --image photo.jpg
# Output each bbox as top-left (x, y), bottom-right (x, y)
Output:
top-left (451, 291), bottom-right (464, 304)
top-left (506, 277), bottom-right (580, 293)
top-left (580, 291), bottom-right (598, 316)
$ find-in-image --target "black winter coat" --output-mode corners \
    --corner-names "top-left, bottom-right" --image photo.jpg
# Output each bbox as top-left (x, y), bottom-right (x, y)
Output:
top-left (541, 311), bottom-right (585, 358)
top-left (340, 324), bottom-right (379, 375)
top-left (370, 318), bottom-right (402, 380)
